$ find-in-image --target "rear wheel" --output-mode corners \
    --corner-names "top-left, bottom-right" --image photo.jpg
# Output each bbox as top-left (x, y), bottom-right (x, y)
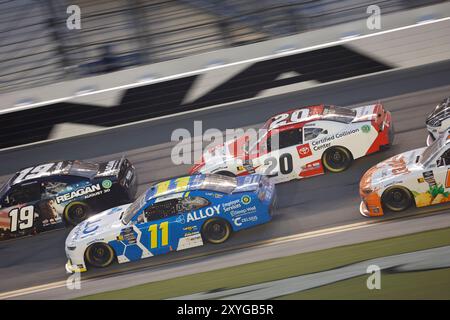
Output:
top-left (85, 243), bottom-right (115, 268)
top-left (202, 218), bottom-right (232, 244)
top-left (322, 146), bottom-right (353, 173)
top-left (382, 186), bottom-right (413, 212)
top-left (64, 202), bottom-right (90, 226)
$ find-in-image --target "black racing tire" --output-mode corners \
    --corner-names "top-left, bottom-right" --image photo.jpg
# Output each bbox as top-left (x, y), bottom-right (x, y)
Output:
top-left (64, 202), bottom-right (90, 226)
top-left (381, 186), bottom-right (413, 212)
top-left (85, 243), bottom-right (115, 268)
top-left (215, 171), bottom-right (236, 177)
top-left (201, 218), bottom-right (232, 244)
top-left (322, 146), bottom-right (353, 173)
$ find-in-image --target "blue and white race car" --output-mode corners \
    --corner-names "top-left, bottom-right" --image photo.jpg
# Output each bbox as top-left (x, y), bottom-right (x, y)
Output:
top-left (65, 173), bottom-right (276, 272)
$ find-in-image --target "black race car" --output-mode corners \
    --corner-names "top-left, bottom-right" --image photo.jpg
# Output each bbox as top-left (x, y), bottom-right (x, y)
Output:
top-left (0, 157), bottom-right (137, 241)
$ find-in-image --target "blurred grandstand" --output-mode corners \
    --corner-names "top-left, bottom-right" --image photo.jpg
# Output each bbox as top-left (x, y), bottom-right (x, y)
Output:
top-left (0, 0), bottom-right (445, 93)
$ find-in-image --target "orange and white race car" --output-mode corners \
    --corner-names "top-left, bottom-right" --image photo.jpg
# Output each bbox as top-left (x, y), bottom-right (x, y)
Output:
top-left (190, 104), bottom-right (393, 184)
top-left (360, 128), bottom-right (450, 217)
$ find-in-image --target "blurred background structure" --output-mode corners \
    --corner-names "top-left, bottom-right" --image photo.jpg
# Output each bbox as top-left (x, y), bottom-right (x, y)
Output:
top-left (0, 0), bottom-right (445, 93)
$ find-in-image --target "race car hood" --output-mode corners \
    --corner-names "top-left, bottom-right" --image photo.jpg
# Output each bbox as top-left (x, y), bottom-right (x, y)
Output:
top-left (66, 203), bottom-right (131, 246)
top-left (360, 148), bottom-right (425, 190)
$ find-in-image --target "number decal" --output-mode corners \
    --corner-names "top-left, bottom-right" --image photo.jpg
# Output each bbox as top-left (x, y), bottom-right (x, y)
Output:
top-left (9, 205), bottom-right (35, 232)
top-left (264, 157), bottom-right (278, 176)
top-left (269, 109), bottom-right (308, 129)
top-left (264, 153), bottom-right (294, 176)
top-left (148, 221), bottom-right (169, 249)
top-left (279, 153), bottom-right (293, 174)
top-left (14, 163), bottom-right (58, 184)
top-left (270, 113), bottom-right (289, 129)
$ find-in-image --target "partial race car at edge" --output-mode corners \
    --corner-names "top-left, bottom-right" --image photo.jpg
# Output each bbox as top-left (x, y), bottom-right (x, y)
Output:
top-left (0, 157), bottom-right (137, 241)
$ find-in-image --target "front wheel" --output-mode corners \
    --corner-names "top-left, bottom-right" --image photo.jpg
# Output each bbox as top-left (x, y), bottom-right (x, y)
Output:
top-left (85, 243), bottom-right (115, 268)
top-left (322, 146), bottom-right (353, 173)
top-left (382, 186), bottom-right (413, 212)
top-left (202, 218), bottom-right (232, 244)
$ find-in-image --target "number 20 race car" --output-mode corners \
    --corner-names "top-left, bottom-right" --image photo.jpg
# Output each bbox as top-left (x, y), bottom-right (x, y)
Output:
top-left (0, 157), bottom-right (137, 241)
top-left (360, 128), bottom-right (450, 217)
top-left (65, 174), bottom-right (275, 272)
top-left (191, 104), bottom-right (393, 184)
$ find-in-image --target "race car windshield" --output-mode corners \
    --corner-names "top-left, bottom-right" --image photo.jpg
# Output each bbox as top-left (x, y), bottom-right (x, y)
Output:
top-left (122, 191), bottom-right (147, 224)
top-left (200, 174), bottom-right (237, 193)
top-left (433, 98), bottom-right (450, 115)
top-left (323, 105), bottom-right (356, 123)
top-left (419, 137), bottom-right (444, 165)
top-left (69, 160), bottom-right (99, 178)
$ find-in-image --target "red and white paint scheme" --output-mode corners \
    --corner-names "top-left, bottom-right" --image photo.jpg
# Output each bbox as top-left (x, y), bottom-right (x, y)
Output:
top-left (360, 128), bottom-right (450, 217)
top-left (190, 104), bottom-right (393, 184)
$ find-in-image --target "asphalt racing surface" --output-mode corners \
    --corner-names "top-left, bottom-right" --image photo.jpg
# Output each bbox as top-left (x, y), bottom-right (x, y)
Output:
top-left (1, 60), bottom-right (450, 294)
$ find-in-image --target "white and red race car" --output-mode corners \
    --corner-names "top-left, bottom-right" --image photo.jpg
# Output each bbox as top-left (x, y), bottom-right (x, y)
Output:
top-left (360, 128), bottom-right (450, 217)
top-left (190, 104), bottom-right (393, 184)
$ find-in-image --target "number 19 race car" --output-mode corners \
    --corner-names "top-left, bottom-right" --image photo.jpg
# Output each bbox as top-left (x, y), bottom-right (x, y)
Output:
top-left (190, 104), bottom-right (393, 184)
top-left (0, 157), bottom-right (137, 241)
top-left (360, 128), bottom-right (450, 217)
top-left (65, 174), bottom-right (275, 272)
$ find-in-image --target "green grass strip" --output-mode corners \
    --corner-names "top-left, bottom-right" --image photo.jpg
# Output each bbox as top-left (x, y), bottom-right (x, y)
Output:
top-left (79, 227), bottom-right (450, 299)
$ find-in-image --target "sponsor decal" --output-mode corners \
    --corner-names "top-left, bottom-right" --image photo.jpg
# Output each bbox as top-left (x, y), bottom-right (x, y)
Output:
top-left (296, 143), bottom-right (312, 158)
top-left (361, 125), bottom-right (371, 133)
top-left (119, 227), bottom-right (137, 244)
top-left (183, 225), bottom-right (197, 232)
top-left (186, 205), bottom-right (221, 223)
top-left (299, 160), bottom-right (324, 177)
top-left (413, 184), bottom-right (450, 207)
top-left (241, 195), bottom-right (251, 205)
top-left (205, 192), bottom-right (223, 199)
top-left (175, 215), bottom-right (186, 224)
top-left (423, 171), bottom-right (437, 187)
top-left (102, 179), bottom-right (112, 189)
top-left (233, 215), bottom-right (258, 227)
top-left (56, 184), bottom-right (102, 204)
top-left (311, 129), bottom-right (360, 151)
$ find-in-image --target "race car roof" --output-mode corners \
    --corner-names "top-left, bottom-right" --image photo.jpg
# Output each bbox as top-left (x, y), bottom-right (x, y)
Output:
top-left (426, 97), bottom-right (450, 127)
top-left (145, 174), bottom-right (237, 200)
top-left (264, 105), bottom-right (356, 130)
top-left (11, 160), bottom-right (99, 185)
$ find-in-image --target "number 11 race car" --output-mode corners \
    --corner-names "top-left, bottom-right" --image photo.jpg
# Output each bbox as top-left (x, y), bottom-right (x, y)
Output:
top-left (191, 104), bottom-right (393, 184)
top-left (0, 157), bottom-right (137, 241)
top-left (65, 174), bottom-right (275, 272)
